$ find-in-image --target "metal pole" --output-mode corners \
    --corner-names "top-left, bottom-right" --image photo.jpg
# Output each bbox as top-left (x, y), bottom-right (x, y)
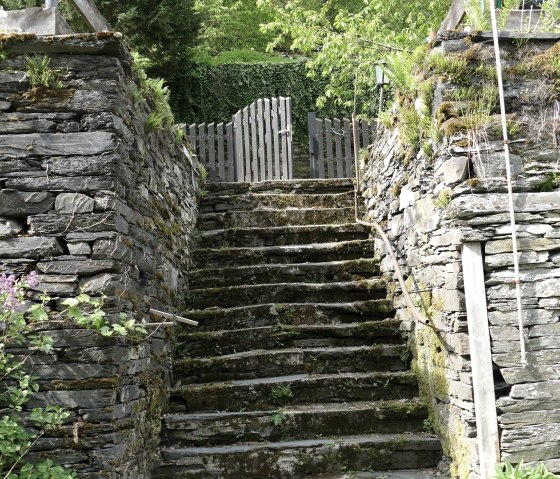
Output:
top-left (489, 0), bottom-right (527, 365)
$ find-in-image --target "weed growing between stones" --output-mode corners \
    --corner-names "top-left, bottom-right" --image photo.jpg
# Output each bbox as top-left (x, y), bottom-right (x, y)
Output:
top-left (496, 461), bottom-right (559, 479)
top-left (271, 410), bottom-right (285, 426)
top-left (270, 384), bottom-right (293, 405)
top-left (24, 54), bottom-right (65, 90)
top-left (0, 273), bottom-right (147, 478)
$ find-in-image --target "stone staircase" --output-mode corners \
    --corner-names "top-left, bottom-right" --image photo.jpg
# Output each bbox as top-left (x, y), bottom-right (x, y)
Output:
top-left (153, 179), bottom-right (443, 479)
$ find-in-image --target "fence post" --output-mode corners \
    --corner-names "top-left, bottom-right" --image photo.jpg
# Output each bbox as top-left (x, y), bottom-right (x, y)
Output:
top-left (308, 112), bottom-right (317, 179)
top-left (233, 111), bottom-right (244, 182)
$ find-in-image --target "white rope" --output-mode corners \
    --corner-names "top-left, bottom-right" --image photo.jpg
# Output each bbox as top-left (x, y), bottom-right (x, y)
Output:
top-left (488, 0), bottom-right (527, 365)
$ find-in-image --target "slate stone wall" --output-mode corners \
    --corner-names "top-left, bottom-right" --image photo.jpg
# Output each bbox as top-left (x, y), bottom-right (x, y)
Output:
top-left (0, 34), bottom-right (201, 477)
top-left (362, 35), bottom-right (560, 478)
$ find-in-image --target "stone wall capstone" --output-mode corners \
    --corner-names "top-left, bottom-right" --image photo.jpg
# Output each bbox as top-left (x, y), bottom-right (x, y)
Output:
top-left (0, 33), bottom-right (201, 478)
top-left (362, 34), bottom-right (560, 478)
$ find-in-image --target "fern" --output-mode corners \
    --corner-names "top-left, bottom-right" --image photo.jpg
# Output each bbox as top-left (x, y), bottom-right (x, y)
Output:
top-left (464, 0), bottom-right (491, 30)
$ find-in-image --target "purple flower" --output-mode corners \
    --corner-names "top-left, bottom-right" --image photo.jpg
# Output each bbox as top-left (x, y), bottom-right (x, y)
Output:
top-left (1, 274), bottom-right (20, 311)
top-left (27, 271), bottom-right (38, 289)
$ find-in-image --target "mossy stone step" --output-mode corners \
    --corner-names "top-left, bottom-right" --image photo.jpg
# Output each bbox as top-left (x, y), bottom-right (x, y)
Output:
top-left (187, 280), bottom-right (386, 310)
top-left (199, 191), bottom-right (356, 214)
top-left (192, 239), bottom-right (375, 268)
top-left (176, 320), bottom-right (402, 358)
top-left (175, 345), bottom-right (409, 384)
top-left (189, 259), bottom-right (379, 289)
top-left (314, 469), bottom-right (447, 479)
top-left (162, 398), bottom-right (429, 447)
top-left (197, 207), bottom-right (357, 230)
top-left (203, 178), bottom-right (355, 196)
top-left (152, 434), bottom-right (442, 479)
top-left (186, 300), bottom-right (395, 332)
top-left (170, 371), bottom-right (419, 413)
top-left (195, 223), bottom-right (369, 249)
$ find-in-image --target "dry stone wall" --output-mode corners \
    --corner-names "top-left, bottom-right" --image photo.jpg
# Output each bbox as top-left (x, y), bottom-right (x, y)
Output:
top-left (0, 34), bottom-right (201, 477)
top-left (362, 35), bottom-right (560, 478)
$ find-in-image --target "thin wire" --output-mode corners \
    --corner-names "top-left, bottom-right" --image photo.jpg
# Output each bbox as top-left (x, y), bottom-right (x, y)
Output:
top-left (489, 0), bottom-right (527, 366)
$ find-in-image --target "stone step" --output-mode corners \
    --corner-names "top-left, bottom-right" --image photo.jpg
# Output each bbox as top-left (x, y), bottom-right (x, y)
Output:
top-left (314, 469), bottom-right (446, 479)
top-left (203, 179), bottom-right (355, 196)
top-left (170, 371), bottom-right (419, 413)
top-left (189, 259), bottom-right (379, 289)
top-left (186, 300), bottom-right (395, 332)
top-left (175, 345), bottom-right (409, 384)
top-left (195, 223), bottom-right (369, 249)
top-left (162, 398), bottom-right (428, 447)
top-left (197, 207), bottom-right (357, 230)
top-left (152, 434), bottom-right (442, 479)
top-left (187, 279), bottom-right (386, 310)
top-left (199, 191), bottom-right (356, 214)
top-left (192, 239), bottom-right (375, 268)
top-left (177, 320), bottom-right (402, 358)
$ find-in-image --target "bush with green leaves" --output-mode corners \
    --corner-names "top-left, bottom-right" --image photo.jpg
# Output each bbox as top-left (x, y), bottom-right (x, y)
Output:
top-left (496, 462), bottom-right (559, 479)
top-left (0, 272), bottom-right (146, 478)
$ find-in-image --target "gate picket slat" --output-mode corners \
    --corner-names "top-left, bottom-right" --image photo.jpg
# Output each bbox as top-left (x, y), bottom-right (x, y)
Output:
top-left (308, 112), bottom-right (317, 179)
top-left (242, 106), bottom-right (251, 182)
top-left (257, 100), bottom-right (266, 182)
top-left (207, 123), bottom-right (216, 182)
top-left (250, 102), bottom-right (258, 182)
top-left (189, 123), bottom-right (197, 157)
top-left (286, 97), bottom-right (293, 179)
top-left (343, 118), bottom-right (353, 178)
top-left (198, 123), bottom-right (206, 167)
top-left (271, 98), bottom-right (280, 180)
top-left (362, 119), bottom-right (370, 149)
top-left (334, 118), bottom-right (343, 178)
top-left (324, 118), bottom-right (334, 179)
top-left (217, 123), bottom-right (225, 181)
top-left (226, 122), bottom-right (234, 182)
top-left (315, 118), bottom-right (325, 179)
top-left (233, 111), bottom-right (244, 182)
top-left (264, 99), bottom-right (273, 179)
top-left (279, 97), bottom-right (288, 180)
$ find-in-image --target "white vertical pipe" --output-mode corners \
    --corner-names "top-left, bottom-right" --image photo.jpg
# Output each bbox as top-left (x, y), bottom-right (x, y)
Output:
top-left (488, 0), bottom-right (527, 365)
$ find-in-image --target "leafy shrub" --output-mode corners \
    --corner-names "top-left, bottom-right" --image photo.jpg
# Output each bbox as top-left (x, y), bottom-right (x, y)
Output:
top-left (496, 462), bottom-right (559, 479)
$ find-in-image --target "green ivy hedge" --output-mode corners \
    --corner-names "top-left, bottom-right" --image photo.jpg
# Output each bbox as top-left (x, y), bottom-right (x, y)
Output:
top-left (168, 59), bottom-right (346, 144)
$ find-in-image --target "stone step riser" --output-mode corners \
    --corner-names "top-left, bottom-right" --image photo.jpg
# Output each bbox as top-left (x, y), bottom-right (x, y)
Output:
top-left (163, 401), bottom-right (429, 447)
top-left (188, 300), bottom-right (395, 332)
top-left (170, 373), bottom-right (419, 413)
top-left (197, 208), bottom-right (356, 230)
top-left (187, 281), bottom-right (385, 310)
top-left (203, 179), bottom-right (355, 196)
top-left (175, 346), bottom-right (408, 384)
top-left (196, 225), bottom-right (368, 249)
top-left (188, 259), bottom-right (379, 289)
top-left (193, 241), bottom-right (375, 268)
top-left (176, 320), bottom-right (402, 358)
top-left (153, 436), bottom-right (442, 479)
top-left (199, 192), bottom-right (356, 214)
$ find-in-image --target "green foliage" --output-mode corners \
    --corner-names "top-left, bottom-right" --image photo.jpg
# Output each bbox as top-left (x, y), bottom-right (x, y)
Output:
top-left (425, 52), bottom-right (471, 84)
top-left (0, 273), bottom-right (146, 477)
top-left (271, 410), bottom-right (285, 426)
top-left (270, 384), bottom-right (293, 405)
top-left (24, 54), bottom-right (64, 89)
top-left (539, 172), bottom-right (560, 192)
top-left (496, 462), bottom-right (559, 479)
top-left (463, 0), bottom-right (491, 31)
top-left (539, 0), bottom-right (560, 33)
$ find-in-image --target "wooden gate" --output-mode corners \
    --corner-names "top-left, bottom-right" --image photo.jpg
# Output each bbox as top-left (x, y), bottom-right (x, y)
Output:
top-left (308, 113), bottom-right (376, 179)
top-left (188, 97), bottom-right (293, 183)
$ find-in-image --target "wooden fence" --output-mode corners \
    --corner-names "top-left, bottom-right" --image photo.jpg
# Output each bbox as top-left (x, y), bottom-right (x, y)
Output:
top-left (308, 113), bottom-right (377, 179)
top-left (188, 97), bottom-right (293, 183)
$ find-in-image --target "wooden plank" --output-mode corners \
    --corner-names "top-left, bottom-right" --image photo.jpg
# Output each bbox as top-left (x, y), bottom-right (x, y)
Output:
top-left (286, 97), bottom-right (293, 179)
top-left (439, 0), bottom-right (465, 32)
top-left (361, 119), bottom-right (370, 150)
top-left (264, 99), bottom-right (273, 180)
top-left (217, 122), bottom-right (225, 181)
top-left (334, 118), bottom-right (343, 178)
top-left (257, 99), bottom-right (266, 182)
top-left (343, 118), bottom-right (353, 178)
top-left (315, 118), bottom-right (325, 179)
top-left (226, 122), bottom-right (234, 182)
top-left (308, 112), bottom-right (318, 179)
top-left (207, 122), bottom-right (216, 182)
top-left (461, 242), bottom-right (500, 479)
top-left (70, 0), bottom-right (111, 31)
top-left (352, 117), bottom-right (360, 180)
top-left (271, 98), bottom-right (280, 180)
top-left (279, 97), bottom-right (289, 180)
top-left (324, 118), bottom-right (334, 179)
top-left (198, 123), bottom-right (206, 169)
top-left (189, 123), bottom-right (197, 158)
top-left (242, 106), bottom-right (251, 182)
top-left (250, 102), bottom-right (259, 182)
top-left (233, 111), bottom-right (244, 182)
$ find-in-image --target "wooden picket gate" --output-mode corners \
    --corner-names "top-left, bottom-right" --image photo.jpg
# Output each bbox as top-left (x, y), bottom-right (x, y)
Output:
top-left (308, 113), bottom-right (376, 179)
top-left (188, 97), bottom-right (293, 183)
